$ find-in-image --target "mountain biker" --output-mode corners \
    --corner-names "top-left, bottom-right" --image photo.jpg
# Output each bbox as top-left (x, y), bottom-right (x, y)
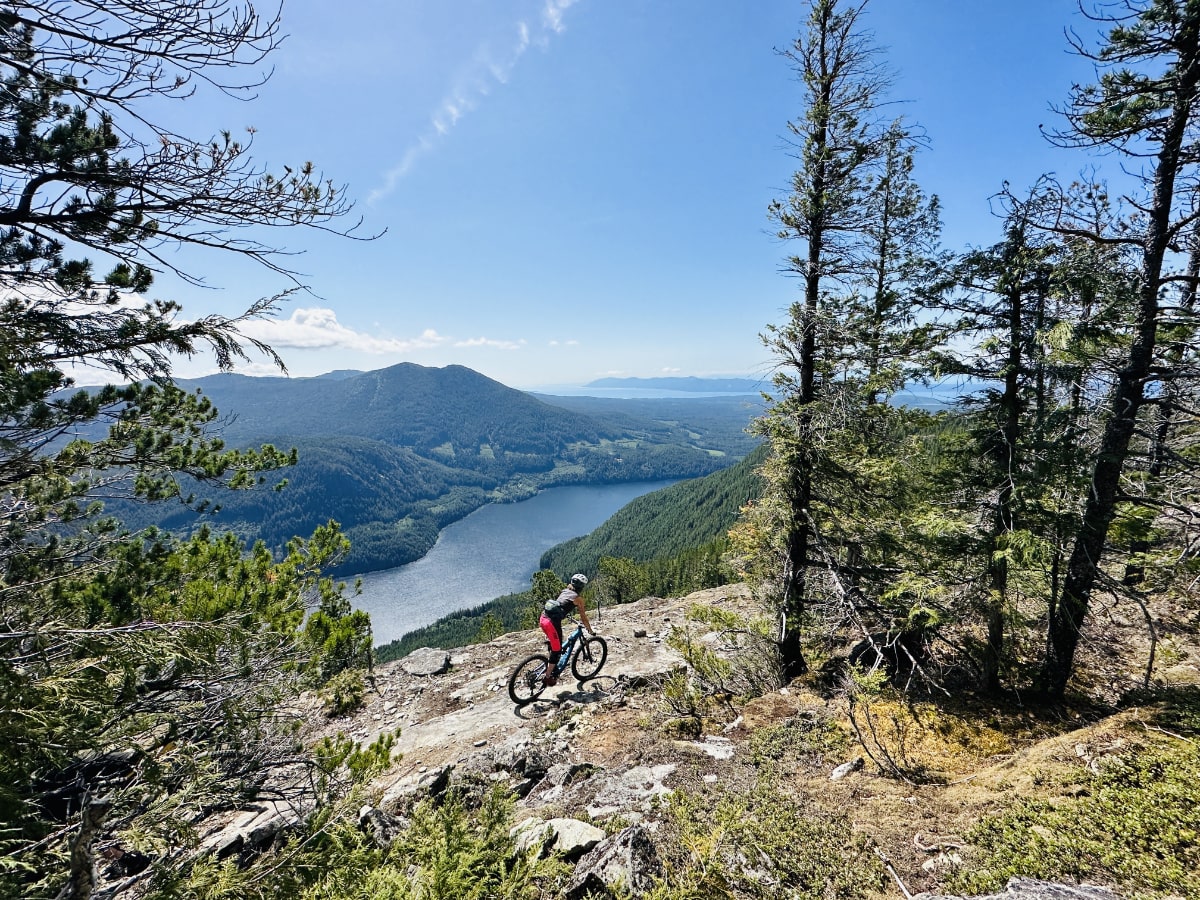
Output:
top-left (539, 573), bottom-right (594, 686)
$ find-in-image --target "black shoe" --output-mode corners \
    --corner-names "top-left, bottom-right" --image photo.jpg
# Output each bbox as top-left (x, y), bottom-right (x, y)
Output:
top-left (542, 672), bottom-right (558, 686)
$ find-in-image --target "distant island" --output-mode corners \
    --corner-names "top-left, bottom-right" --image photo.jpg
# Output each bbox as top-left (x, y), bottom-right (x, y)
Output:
top-left (585, 376), bottom-right (765, 393)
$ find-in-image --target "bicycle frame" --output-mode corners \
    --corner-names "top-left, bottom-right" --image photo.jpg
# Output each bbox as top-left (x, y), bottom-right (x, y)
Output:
top-left (550, 622), bottom-right (587, 673)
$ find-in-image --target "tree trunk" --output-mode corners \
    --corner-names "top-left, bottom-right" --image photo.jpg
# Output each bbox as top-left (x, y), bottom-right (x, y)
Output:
top-left (1123, 238), bottom-right (1199, 585)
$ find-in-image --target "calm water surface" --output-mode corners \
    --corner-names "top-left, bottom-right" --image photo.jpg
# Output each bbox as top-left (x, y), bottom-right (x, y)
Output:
top-left (354, 480), bottom-right (675, 644)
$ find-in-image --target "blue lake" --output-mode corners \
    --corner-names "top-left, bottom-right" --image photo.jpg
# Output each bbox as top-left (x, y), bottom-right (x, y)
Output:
top-left (353, 480), bottom-right (677, 645)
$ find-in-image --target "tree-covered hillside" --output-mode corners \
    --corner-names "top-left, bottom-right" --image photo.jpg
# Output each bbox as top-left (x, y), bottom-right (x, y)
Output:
top-left (187, 364), bottom-right (614, 453)
top-left (583, 376), bottom-right (766, 393)
top-left (536, 393), bottom-right (765, 458)
top-left (541, 443), bottom-right (767, 576)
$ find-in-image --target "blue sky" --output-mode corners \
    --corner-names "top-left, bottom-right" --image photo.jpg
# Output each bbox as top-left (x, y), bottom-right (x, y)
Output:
top-left (157, 0), bottom-right (1101, 390)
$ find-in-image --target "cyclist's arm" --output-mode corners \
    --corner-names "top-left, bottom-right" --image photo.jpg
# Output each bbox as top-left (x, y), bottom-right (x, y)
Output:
top-left (574, 595), bottom-right (594, 634)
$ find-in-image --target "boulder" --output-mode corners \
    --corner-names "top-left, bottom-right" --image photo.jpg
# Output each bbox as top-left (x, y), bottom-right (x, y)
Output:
top-left (198, 800), bottom-right (308, 863)
top-left (357, 805), bottom-right (405, 849)
top-left (546, 818), bottom-right (607, 860)
top-left (400, 647), bottom-right (450, 677)
top-left (545, 761), bottom-right (599, 787)
top-left (830, 756), bottom-right (865, 780)
top-left (511, 818), bottom-right (555, 856)
top-left (566, 824), bottom-right (663, 899)
top-left (379, 765), bottom-right (453, 811)
top-left (490, 736), bottom-right (554, 781)
top-left (511, 817), bottom-right (605, 860)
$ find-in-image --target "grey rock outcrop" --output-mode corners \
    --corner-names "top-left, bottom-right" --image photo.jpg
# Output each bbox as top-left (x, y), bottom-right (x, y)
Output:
top-left (512, 817), bottom-right (605, 860)
top-left (546, 818), bottom-right (607, 860)
top-left (379, 765), bottom-right (453, 812)
top-left (199, 799), bottom-right (310, 862)
top-left (545, 761), bottom-right (599, 787)
top-left (566, 824), bottom-right (663, 899)
top-left (587, 763), bottom-right (675, 820)
top-left (357, 805), bottom-right (405, 849)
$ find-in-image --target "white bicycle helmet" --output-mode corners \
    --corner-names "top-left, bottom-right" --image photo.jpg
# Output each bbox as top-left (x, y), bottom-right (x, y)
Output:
top-left (570, 573), bottom-right (589, 588)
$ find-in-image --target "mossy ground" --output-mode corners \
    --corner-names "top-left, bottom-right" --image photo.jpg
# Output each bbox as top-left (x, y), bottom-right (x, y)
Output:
top-left (637, 593), bottom-right (1200, 900)
top-left (636, 684), bottom-right (1200, 899)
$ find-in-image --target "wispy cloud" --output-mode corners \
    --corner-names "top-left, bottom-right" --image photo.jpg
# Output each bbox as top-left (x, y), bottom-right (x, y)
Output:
top-left (242, 307), bottom-right (522, 356)
top-left (369, 1), bottom-right (583, 203)
top-left (542, 0), bottom-right (580, 35)
top-left (455, 336), bottom-right (526, 350)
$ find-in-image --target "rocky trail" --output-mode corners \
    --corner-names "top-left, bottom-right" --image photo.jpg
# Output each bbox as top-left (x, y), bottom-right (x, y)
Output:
top-left (192, 583), bottom-right (1173, 900)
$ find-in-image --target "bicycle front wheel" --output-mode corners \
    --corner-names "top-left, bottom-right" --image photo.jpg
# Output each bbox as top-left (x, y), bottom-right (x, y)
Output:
top-left (571, 636), bottom-right (608, 682)
top-left (508, 654), bottom-right (550, 705)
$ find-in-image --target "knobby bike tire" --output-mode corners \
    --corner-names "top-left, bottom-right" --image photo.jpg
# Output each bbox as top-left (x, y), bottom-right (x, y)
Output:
top-left (508, 653), bottom-right (550, 705)
top-left (571, 635), bottom-right (608, 681)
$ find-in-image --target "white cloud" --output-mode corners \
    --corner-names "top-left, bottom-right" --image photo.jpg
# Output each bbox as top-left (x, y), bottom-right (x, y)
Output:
top-left (239, 307), bottom-right (524, 356)
top-left (370, 2), bottom-right (584, 202)
top-left (454, 336), bottom-right (525, 350)
top-left (240, 307), bottom-right (450, 353)
top-left (369, 135), bottom-right (435, 204)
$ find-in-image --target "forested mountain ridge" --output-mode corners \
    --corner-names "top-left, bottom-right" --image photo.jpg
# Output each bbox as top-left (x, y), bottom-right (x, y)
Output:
top-left (184, 363), bottom-right (615, 452)
top-left (116, 363), bottom-right (759, 574)
top-left (532, 393), bottom-right (765, 457)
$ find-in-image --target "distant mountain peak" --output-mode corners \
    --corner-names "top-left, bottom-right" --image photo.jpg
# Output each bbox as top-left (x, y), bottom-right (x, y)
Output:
top-left (314, 369), bottom-right (365, 380)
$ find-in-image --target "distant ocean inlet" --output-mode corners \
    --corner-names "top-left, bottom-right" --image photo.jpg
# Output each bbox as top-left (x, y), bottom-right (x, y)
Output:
top-left (353, 480), bottom-right (677, 645)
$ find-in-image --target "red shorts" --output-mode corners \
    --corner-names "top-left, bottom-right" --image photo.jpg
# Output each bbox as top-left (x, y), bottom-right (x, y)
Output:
top-left (539, 613), bottom-right (563, 652)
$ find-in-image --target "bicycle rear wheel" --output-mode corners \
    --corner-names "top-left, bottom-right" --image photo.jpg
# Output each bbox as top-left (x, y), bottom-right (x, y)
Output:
top-left (508, 654), bottom-right (551, 705)
top-left (571, 636), bottom-right (608, 681)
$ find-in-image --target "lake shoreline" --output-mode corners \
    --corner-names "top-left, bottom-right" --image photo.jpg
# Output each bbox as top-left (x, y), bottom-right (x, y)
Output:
top-left (352, 479), bottom-right (679, 645)
top-left (334, 473), bottom-right (698, 579)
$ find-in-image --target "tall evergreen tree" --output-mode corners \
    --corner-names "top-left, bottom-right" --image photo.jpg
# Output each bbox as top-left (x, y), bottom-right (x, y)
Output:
top-left (844, 120), bottom-right (944, 405)
top-left (1039, 0), bottom-right (1200, 697)
top-left (761, 0), bottom-right (892, 678)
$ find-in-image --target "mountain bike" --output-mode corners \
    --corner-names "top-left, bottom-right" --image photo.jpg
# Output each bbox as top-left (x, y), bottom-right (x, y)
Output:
top-left (507, 621), bottom-right (608, 706)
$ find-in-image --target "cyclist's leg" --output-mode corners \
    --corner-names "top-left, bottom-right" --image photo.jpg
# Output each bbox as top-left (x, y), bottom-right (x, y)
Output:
top-left (538, 613), bottom-right (564, 684)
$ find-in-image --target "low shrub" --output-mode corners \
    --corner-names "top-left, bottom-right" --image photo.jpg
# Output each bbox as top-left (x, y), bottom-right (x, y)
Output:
top-left (645, 778), bottom-right (885, 900)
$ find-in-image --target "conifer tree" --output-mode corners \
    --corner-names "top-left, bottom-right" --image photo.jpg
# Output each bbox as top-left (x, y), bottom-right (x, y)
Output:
top-left (757, 0), bottom-right (951, 680)
top-left (1038, 0), bottom-right (1200, 697)
top-left (760, 0), bottom-right (892, 678)
top-left (843, 120), bottom-right (944, 405)
top-left (0, 3), bottom-right (369, 896)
